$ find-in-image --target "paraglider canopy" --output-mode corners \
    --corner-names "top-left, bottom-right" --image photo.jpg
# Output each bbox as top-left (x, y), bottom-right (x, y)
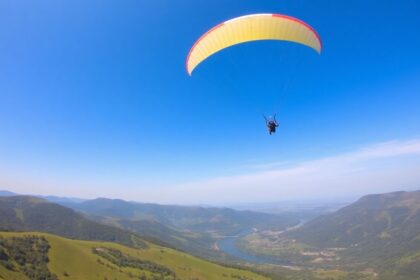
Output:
top-left (186, 13), bottom-right (322, 75)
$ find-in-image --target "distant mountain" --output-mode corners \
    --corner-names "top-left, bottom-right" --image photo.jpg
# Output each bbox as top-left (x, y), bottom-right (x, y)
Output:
top-left (0, 191), bottom-right (300, 235)
top-left (0, 196), bottom-right (145, 248)
top-left (0, 192), bottom-right (300, 260)
top-left (62, 198), bottom-right (299, 260)
top-left (289, 191), bottom-right (420, 248)
top-left (0, 190), bottom-right (86, 205)
top-left (0, 190), bottom-right (17, 196)
top-left (92, 214), bottom-right (225, 259)
top-left (226, 199), bottom-right (353, 216)
top-left (287, 190), bottom-right (420, 279)
top-left (40, 195), bottom-right (87, 205)
top-left (70, 198), bottom-right (299, 235)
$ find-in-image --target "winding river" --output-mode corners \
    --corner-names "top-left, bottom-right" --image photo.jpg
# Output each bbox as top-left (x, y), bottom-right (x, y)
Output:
top-left (218, 221), bottom-right (305, 265)
top-left (218, 228), bottom-right (290, 265)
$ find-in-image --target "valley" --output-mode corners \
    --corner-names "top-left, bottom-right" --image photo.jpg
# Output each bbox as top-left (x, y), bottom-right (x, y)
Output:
top-left (2, 1), bottom-right (418, 279)
top-left (0, 190), bottom-right (418, 280)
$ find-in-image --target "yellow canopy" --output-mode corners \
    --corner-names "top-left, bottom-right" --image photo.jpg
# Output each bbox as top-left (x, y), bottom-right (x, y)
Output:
top-left (186, 14), bottom-right (322, 75)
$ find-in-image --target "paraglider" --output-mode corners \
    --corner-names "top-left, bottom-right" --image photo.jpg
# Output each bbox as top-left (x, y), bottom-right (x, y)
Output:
top-left (186, 13), bottom-right (322, 135)
top-left (264, 115), bottom-right (279, 135)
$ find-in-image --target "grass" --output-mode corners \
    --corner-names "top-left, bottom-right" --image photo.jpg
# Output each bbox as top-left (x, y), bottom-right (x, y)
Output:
top-left (0, 265), bottom-right (29, 280)
top-left (238, 231), bottom-right (312, 262)
top-left (313, 269), bottom-right (348, 279)
top-left (0, 231), bottom-right (269, 280)
top-left (14, 208), bottom-right (24, 222)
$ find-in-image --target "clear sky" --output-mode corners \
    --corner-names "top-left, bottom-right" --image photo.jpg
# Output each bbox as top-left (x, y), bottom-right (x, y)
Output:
top-left (1, 0), bottom-right (419, 203)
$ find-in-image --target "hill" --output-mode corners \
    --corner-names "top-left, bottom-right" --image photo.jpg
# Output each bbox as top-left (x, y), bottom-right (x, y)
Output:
top-left (288, 191), bottom-right (420, 277)
top-left (238, 190), bottom-right (420, 280)
top-left (0, 191), bottom-right (17, 197)
top-left (0, 231), bottom-right (269, 280)
top-left (0, 190), bottom-right (86, 205)
top-left (0, 196), bottom-right (145, 248)
top-left (92, 215), bottom-right (225, 260)
top-left (69, 198), bottom-right (299, 235)
top-left (0, 193), bottom-right (301, 262)
top-left (63, 198), bottom-right (299, 260)
top-left (289, 191), bottom-right (420, 249)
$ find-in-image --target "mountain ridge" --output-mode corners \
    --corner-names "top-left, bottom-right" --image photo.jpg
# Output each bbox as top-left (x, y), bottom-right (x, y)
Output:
top-left (70, 197), bottom-right (300, 234)
top-left (288, 190), bottom-right (420, 248)
top-left (0, 196), bottom-right (146, 248)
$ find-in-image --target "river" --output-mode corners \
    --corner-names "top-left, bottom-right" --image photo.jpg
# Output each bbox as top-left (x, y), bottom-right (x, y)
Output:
top-left (218, 221), bottom-right (305, 265)
top-left (217, 228), bottom-right (291, 265)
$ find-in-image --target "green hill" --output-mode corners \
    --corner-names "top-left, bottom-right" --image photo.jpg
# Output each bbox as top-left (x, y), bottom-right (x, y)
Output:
top-left (0, 196), bottom-right (145, 248)
top-left (289, 191), bottom-right (420, 249)
top-left (95, 216), bottom-right (225, 260)
top-left (0, 231), bottom-right (269, 280)
top-left (238, 191), bottom-right (420, 280)
top-left (288, 190), bottom-right (420, 278)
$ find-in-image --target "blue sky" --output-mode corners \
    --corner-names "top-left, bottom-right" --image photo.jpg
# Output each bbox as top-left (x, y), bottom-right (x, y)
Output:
top-left (0, 0), bottom-right (419, 203)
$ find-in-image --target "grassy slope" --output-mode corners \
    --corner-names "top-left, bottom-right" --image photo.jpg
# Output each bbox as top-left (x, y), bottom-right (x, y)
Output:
top-left (0, 266), bottom-right (29, 280)
top-left (0, 232), bottom-right (269, 280)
